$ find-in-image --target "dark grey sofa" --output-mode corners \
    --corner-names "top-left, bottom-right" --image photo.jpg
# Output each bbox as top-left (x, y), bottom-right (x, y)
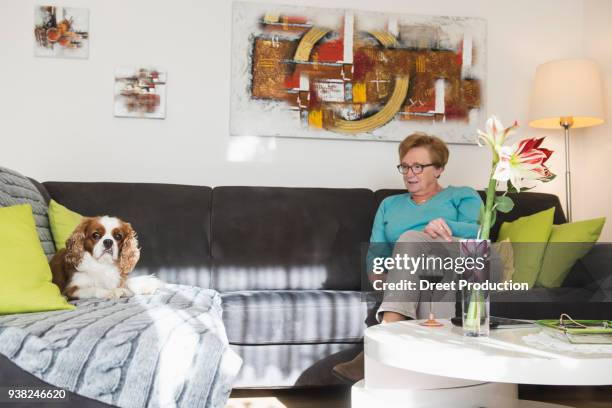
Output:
top-left (1, 180), bottom-right (610, 397)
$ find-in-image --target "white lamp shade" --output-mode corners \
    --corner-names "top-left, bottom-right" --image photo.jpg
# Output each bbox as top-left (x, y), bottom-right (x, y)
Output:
top-left (529, 59), bottom-right (605, 129)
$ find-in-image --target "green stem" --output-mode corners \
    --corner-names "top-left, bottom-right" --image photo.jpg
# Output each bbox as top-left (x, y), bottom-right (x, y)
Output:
top-left (465, 289), bottom-right (486, 332)
top-left (480, 167), bottom-right (497, 240)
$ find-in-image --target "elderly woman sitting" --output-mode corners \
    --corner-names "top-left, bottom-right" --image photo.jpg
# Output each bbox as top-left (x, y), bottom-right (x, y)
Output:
top-left (333, 132), bottom-right (483, 382)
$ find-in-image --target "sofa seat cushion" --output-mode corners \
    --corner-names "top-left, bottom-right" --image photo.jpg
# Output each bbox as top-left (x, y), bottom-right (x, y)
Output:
top-left (222, 290), bottom-right (369, 345)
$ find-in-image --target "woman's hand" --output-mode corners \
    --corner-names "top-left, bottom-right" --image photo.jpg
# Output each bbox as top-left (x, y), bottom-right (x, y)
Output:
top-left (424, 218), bottom-right (453, 242)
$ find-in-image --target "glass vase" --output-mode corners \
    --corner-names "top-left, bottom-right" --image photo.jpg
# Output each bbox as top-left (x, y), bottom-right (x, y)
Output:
top-left (459, 239), bottom-right (491, 337)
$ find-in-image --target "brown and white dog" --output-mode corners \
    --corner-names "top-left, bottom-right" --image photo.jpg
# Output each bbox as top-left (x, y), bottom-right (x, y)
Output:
top-left (50, 216), bottom-right (161, 300)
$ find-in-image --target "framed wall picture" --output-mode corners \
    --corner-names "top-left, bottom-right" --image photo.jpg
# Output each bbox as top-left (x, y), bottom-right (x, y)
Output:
top-left (114, 67), bottom-right (167, 120)
top-left (34, 6), bottom-right (89, 59)
top-left (230, 2), bottom-right (486, 144)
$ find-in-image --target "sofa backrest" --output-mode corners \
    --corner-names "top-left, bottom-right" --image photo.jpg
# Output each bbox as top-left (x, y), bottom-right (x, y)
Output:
top-left (41, 181), bottom-right (567, 291)
top-left (43, 182), bottom-right (213, 288)
top-left (374, 189), bottom-right (566, 241)
top-left (210, 186), bottom-right (375, 291)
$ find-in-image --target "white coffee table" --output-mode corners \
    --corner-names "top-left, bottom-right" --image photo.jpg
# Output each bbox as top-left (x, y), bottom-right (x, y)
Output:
top-left (352, 319), bottom-right (612, 408)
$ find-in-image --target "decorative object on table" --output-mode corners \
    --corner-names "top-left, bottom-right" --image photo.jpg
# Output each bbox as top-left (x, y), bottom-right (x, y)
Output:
top-left (114, 67), bottom-right (167, 119)
top-left (419, 272), bottom-right (444, 327)
top-left (459, 238), bottom-right (491, 336)
top-left (460, 115), bottom-right (557, 337)
top-left (230, 1), bottom-right (486, 143)
top-left (34, 6), bottom-right (89, 59)
top-left (529, 59), bottom-right (605, 222)
top-left (537, 315), bottom-right (612, 344)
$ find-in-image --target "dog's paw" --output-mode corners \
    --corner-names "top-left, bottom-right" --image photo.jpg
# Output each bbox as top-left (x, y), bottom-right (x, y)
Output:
top-left (111, 287), bottom-right (132, 299)
top-left (102, 289), bottom-right (116, 300)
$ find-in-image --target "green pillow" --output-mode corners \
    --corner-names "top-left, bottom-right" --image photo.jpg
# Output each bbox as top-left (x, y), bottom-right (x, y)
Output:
top-left (0, 204), bottom-right (74, 315)
top-left (497, 207), bottom-right (555, 288)
top-left (48, 199), bottom-right (83, 250)
top-left (536, 217), bottom-right (606, 288)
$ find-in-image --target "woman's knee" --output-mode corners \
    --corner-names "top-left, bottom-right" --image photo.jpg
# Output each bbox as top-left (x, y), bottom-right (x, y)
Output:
top-left (382, 311), bottom-right (409, 323)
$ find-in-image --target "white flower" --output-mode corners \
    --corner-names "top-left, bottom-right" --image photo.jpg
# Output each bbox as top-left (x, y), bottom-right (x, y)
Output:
top-left (477, 115), bottom-right (518, 154)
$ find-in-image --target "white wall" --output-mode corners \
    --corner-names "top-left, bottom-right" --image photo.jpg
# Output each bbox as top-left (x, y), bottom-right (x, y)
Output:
top-left (576, 0), bottom-right (612, 240)
top-left (0, 0), bottom-right (585, 198)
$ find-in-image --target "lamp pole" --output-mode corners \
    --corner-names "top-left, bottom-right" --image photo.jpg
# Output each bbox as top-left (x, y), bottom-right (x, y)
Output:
top-left (561, 117), bottom-right (573, 222)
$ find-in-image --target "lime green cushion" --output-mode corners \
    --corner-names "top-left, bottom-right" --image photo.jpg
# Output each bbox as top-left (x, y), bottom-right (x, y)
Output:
top-left (536, 217), bottom-right (606, 288)
top-left (0, 204), bottom-right (74, 314)
top-left (48, 199), bottom-right (83, 250)
top-left (497, 207), bottom-right (555, 288)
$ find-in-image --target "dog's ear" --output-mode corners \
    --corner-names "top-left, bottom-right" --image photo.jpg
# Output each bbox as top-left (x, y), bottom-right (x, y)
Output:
top-left (119, 222), bottom-right (140, 277)
top-left (64, 217), bottom-right (91, 268)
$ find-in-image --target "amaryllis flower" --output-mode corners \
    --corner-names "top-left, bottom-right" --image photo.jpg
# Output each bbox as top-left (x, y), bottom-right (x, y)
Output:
top-left (459, 239), bottom-right (490, 282)
top-left (493, 137), bottom-right (555, 190)
top-left (477, 115), bottom-right (518, 153)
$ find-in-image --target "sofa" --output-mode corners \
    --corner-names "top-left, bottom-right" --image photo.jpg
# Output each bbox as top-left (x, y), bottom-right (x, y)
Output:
top-left (1, 177), bottom-right (611, 400)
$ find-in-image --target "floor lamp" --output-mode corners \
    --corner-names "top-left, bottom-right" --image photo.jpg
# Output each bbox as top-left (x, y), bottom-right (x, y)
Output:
top-left (529, 59), bottom-right (605, 222)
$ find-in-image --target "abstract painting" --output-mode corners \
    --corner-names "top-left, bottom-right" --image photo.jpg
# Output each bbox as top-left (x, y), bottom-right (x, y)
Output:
top-left (34, 6), bottom-right (89, 59)
top-left (230, 2), bottom-right (487, 143)
top-left (114, 68), bottom-right (167, 119)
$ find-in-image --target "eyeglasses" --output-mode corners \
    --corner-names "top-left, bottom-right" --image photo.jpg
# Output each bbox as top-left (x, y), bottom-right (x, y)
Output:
top-left (396, 163), bottom-right (436, 175)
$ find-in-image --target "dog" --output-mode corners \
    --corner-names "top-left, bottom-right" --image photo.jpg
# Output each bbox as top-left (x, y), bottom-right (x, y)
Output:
top-left (50, 215), bottom-right (161, 300)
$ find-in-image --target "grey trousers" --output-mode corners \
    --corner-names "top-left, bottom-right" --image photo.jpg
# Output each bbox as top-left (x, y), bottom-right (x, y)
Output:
top-left (376, 231), bottom-right (502, 322)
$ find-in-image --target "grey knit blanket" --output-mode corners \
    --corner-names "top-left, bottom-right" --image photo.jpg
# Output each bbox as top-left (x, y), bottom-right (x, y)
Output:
top-left (0, 285), bottom-right (241, 408)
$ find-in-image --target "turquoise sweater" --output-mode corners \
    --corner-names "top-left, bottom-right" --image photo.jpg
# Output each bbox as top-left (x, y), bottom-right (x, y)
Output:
top-left (368, 186), bottom-right (482, 265)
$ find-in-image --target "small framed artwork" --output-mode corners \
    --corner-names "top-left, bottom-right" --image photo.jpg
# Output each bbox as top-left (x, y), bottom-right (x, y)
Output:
top-left (34, 5), bottom-right (89, 59)
top-left (114, 67), bottom-right (167, 119)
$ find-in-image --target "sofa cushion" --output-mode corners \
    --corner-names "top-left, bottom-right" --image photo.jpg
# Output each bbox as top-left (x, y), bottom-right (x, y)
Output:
top-left (0, 167), bottom-right (55, 258)
top-left (535, 217), bottom-right (606, 288)
top-left (211, 187), bottom-right (375, 291)
top-left (43, 182), bottom-right (213, 287)
top-left (375, 189), bottom-right (566, 241)
top-left (222, 290), bottom-right (368, 345)
top-left (576, 243), bottom-right (612, 291)
top-left (498, 207), bottom-right (555, 288)
top-left (48, 199), bottom-right (83, 250)
top-left (0, 204), bottom-right (74, 314)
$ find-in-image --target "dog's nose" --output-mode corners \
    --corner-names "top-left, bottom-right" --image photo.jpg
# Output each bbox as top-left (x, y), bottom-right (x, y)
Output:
top-left (103, 239), bottom-right (113, 249)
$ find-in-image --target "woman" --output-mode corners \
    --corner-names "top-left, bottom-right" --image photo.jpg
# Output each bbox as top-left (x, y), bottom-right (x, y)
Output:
top-left (333, 132), bottom-right (482, 382)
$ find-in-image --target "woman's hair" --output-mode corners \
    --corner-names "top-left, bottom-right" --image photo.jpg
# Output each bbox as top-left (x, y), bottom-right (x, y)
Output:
top-left (398, 132), bottom-right (449, 168)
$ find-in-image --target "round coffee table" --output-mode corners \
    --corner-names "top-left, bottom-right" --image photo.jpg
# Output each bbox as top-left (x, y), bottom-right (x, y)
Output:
top-left (352, 319), bottom-right (612, 408)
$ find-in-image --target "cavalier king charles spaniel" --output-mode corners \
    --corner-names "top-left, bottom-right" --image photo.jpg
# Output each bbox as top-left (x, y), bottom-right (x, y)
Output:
top-left (50, 216), bottom-right (161, 300)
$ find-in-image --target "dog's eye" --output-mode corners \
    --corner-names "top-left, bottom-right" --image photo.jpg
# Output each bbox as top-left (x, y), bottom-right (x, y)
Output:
top-left (92, 232), bottom-right (101, 240)
top-left (114, 233), bottom-right (123, 241)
